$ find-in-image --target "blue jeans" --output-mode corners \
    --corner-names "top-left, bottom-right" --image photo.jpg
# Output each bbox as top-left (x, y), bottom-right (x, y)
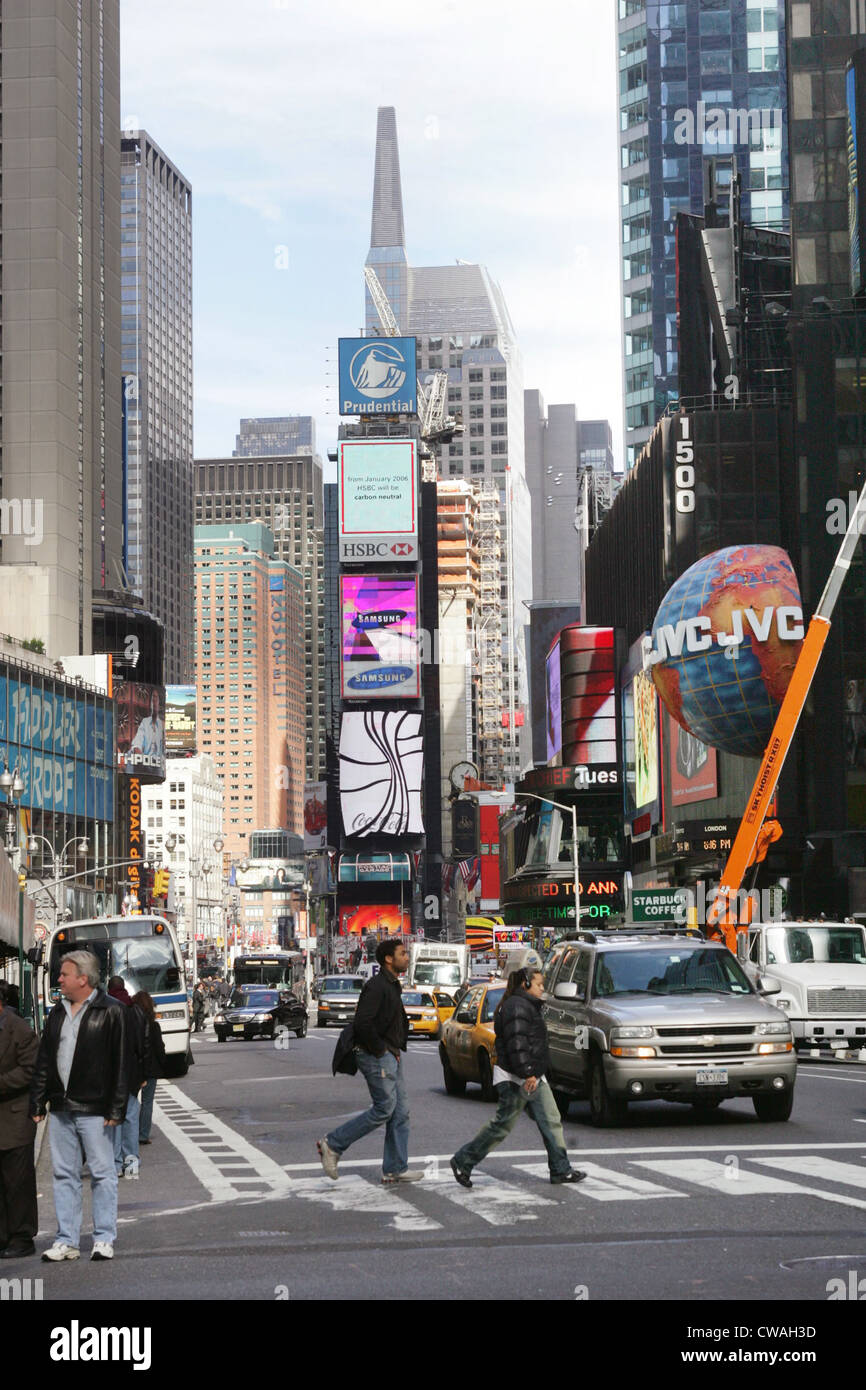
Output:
top-left (48, 1111), bottom-right (118, 1247)
top-left (139, 1078), bottom-right (157, 1141)
top-left (453, 1080), bottom-right (572, 1179)
top-left (112, 1092), bottom-right (140, 1169)
top-left (326, 1050), bottom-right (410, 1177)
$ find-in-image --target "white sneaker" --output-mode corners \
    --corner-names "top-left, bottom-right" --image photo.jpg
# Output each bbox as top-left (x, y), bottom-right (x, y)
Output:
top-left (381, 1170), bottom-right (425, 1185)
top-left (123, 1156), bottom-right (140, 1180)
top-left (316, 1137), bottom-right (339, 1180)
top-left (41, 1242), bottom-right (80, 1262)
top-left (90, 1242), bottom-right (114, 1261)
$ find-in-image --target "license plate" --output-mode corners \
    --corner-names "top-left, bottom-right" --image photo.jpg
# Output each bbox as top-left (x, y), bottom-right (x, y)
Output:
top-left (696, 1067), bottom-right (728, 1086)
top-left (233, 1025), bottom-right (245, 1033)
top-left (336, 1013), bottom-right (346, 1020)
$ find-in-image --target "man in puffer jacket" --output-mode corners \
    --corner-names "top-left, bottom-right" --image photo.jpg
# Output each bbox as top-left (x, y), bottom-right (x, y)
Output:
top-left (449, 966), bottom-right (586, 1188)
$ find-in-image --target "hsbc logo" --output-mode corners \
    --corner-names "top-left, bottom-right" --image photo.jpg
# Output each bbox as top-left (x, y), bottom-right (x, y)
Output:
top-left (340, 538), bottom-right (418, 562)
top-left (391, 542), bottom-right (412, 555)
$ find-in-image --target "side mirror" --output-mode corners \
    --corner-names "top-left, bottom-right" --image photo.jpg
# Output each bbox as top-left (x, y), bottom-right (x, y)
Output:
top-left (165, 968), bottom-right (180, 987)
top-left (758, 977), bottom-right (781, 996)
top-left (736, 934), bottom-right (749, 963)
top-left (553, 981), bottom-right (579, 1000)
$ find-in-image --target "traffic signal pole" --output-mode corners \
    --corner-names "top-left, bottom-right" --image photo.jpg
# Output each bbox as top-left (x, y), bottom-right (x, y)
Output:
top-left (707, 479), bottom-right (866, 950)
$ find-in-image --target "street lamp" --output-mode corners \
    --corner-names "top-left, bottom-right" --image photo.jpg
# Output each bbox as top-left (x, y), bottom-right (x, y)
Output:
top-left (27, 834), bottom-right (90, 932)
top-left (165, 834), bottom-right (224, 989)
top-left (517, 791), bottom-right (581, 933)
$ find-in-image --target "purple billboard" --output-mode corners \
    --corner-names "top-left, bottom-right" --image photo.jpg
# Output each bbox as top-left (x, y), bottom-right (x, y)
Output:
top-left (340, 574), bottom-right (421, 699)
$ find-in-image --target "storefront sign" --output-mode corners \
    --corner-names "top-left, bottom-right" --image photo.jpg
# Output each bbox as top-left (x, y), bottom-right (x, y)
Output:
top-left (631, 888), bottom-right (690, 922)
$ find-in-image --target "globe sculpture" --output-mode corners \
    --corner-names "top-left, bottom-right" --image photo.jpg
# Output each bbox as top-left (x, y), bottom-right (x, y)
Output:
top-left (649, 545), bottom-right (804, 758)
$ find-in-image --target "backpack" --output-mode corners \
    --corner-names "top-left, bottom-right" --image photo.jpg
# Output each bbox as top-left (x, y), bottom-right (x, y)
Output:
top-left (331, 1022), bottom-right (358, 1077)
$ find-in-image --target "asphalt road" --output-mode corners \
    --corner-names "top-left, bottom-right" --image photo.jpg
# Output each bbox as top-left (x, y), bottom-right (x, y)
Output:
top-left (14, 1015), bottom-right (866, 1304)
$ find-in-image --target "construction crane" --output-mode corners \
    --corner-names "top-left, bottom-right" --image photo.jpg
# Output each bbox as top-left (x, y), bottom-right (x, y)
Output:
top-left (363, 266), bottom-right (464, 475)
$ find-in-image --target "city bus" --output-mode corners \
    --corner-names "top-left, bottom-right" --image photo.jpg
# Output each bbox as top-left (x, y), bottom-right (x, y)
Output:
top-left (43, 915), bottom-right (191, 1076)
top-left (231, 951), bottom-right (305, 994)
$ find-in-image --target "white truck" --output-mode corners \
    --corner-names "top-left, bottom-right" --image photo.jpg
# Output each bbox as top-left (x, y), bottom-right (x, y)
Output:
top-left (739, 919), bottom-right (866, 1057)
top-left (408, 942), bottom-right (469, 992)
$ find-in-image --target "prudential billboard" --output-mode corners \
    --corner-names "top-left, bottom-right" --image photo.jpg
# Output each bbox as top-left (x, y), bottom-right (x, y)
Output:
top-left (338, 337), bottom-right (417, 415)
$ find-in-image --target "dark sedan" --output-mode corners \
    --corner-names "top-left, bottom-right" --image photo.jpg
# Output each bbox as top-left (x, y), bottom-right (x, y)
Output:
top-left (213, 988), bottom-right (308, 1042)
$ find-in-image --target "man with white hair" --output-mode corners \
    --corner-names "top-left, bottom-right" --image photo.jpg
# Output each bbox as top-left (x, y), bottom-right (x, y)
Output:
top-left (30, 951), bottom-right (128, 1262)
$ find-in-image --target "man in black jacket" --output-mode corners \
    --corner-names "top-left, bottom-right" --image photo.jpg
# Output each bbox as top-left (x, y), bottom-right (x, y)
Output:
top-left (449, 966), bottom-right (586, 1188)
top-left (0, 984), bottom-right (39, 1258)
top-left (318, 939), bottom-right (423, 1185)
top-left (30, 950), bottom-right (128, 1262)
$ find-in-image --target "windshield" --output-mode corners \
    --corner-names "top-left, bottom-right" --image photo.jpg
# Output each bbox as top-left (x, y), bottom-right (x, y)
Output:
top-left (230, 989), bottom-right (279, 1009)
top-left (323, 978), bottom-right (363, 994)
top-left (415, 962), bottom-right (462, 987)
top-left (593, 948), bottom-right (753, 997)
top-left (234, 963), bottom-right (292, 987)
top-left (766, 925), bottom-right (866, 965)
top-left (402, 992), bottom-right (435, 1007)
top-left (50, 935), bottom-right (181, 997)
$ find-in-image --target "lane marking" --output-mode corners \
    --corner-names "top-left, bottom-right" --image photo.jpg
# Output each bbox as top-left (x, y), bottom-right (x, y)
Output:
top-left (636, 1157), bottom-right (866, 1210)
top-left (153, 1082), bottom-right (295, 1202)
top-left (514, 1161), bottom-right (686, 1202)
top-left (220, 1074), bottom-right (336, 1084)
top-left (421, 1167), bottom-right (556, 1225)
top-left (288, 1173), bottom-right (441, 1232)
top-left (753, 1155), bottom-right (866, 1190)
top-left (796, 1072), bottom-right (866, 1086)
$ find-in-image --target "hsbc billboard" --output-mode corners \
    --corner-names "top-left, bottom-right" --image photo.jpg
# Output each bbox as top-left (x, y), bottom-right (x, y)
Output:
top-left (339, 439), bottom-right (418, 564)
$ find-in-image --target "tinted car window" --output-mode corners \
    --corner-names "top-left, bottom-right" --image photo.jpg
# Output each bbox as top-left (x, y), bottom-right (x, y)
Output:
top-left (455, 987), bottom-right (482, 1024)
top-left (323, 978), bottom-right (363, 994)
top-left (592, 948), bottom-right (752, 997)
top-left (480, 986), bottom-right (506, 1022)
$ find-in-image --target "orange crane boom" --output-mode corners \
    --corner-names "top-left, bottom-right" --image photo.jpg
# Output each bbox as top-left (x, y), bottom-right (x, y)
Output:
top-left (707, 482), bottom-right (866, 951)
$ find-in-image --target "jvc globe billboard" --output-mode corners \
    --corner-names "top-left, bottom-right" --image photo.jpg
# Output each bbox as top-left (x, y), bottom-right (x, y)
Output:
top-left (338, 337), bottom-right (417, 415)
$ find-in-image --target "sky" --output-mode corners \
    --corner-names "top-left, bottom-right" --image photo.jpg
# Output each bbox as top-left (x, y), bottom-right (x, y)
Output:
top-left (120, 0), bottom-right (623, 474)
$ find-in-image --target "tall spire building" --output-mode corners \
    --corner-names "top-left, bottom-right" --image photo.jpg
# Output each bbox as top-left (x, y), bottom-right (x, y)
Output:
top-left (364, 108), bottom-right (532, 781)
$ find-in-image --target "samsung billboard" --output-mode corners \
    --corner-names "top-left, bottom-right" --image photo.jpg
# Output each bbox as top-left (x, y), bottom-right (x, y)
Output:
top-left (338, 337), bottom-right (417, 416)
top-left (339, 439), bottom-right (418, 563)
top-left (340, 574), bottom-right (421, 699)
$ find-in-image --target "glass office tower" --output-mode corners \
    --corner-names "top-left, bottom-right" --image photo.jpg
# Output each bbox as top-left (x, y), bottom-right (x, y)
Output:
top-left (618, 1), bottom-right (789, 467)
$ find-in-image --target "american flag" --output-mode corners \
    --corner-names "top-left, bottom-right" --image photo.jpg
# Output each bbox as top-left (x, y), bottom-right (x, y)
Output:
top-left (458, 857), bottom-right (480, 890)
top-left (441, 862), bottom-right (455, 893)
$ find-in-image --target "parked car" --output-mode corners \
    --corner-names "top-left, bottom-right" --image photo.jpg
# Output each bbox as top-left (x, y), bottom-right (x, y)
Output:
top-left (541, 930), bottom-right (796, 1127)
top-left (740, 919), bottom-right (866, 1057)
top-left (315, 975), bottom-right (365, 1028)
top-left (402, 989), bottom-right (457, 1040)
top-left (213, 988), bottom-right (308, 1042)
top-left (439, 980), bottom-right (506, 1099)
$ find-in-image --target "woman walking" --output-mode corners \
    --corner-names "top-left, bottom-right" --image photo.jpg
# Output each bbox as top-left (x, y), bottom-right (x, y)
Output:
top-left (450, 967), bottom-right (586, 1188)
top-left (131, 992), bottom-right (166, 1148)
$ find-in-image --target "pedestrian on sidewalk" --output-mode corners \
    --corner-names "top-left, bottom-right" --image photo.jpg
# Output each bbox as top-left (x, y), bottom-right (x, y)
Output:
top-left (192, 981), bottom-right (207, 1033)
top-left (449, 967), bottom-right (587, 1189)
top-left (0, 982), bottom-right (39, 1259)
top-left (30, 951), bottom-right (128, 1263)
top-left (133, 991), bottom-right (166, 1146)
top-left (318, 939), bottom-right (424, 1186)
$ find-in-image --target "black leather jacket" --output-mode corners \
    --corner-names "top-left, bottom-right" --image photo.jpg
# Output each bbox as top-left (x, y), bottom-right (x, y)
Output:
top-left (493, 992), bottom-right (550, 1080)
top-left (30, 990), bottom-right (129, 1123)
top-left (353, 971), bottom-right (409, 1057)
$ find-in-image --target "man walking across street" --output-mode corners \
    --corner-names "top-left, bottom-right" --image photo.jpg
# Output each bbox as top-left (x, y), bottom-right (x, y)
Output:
top-left (0, 982), bottom-right (39, 1258)
top-left (318, 939), bottom-right (423, 1186)
top-left (30, 951), bottom-right (128, 1262)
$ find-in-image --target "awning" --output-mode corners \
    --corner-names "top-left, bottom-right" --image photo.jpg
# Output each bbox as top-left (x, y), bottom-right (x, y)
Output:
top-left (338, 852), bottom-right (411, 884)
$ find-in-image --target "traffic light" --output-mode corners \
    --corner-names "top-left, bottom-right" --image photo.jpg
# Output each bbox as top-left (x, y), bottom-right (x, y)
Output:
top-left (153, 868), bottom-right (170, 898)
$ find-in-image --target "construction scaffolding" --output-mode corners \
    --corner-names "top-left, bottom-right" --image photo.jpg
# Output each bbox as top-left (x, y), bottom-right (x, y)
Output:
top-left (476, 480), bottom-right (504, 785)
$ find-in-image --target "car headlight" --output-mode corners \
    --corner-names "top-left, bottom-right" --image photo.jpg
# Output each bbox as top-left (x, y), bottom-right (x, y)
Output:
top-left (758, 1020), bottom-right (791, 1034)
top-left (611, 1026), bottom-right (654, 1040)
top-left (423, 1012), bottom-right (437, 1020)
top-left (214, 1015), bottom-right (225, 1025)
top-left (610, 1045), bottom-right (656, 1058)
top-left (318, 1001), bottom-right (330, 1009)
top-left (253, 1013), bottom-right (273, 1023)
top-left (757, 1041), bottom-right (793, 1054)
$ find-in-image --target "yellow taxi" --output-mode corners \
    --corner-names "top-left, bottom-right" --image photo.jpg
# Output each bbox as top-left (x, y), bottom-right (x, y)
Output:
top-left (439, 979), bottom-right (507, 1100)
top-left (402, 989), bottom-right (457, 1040)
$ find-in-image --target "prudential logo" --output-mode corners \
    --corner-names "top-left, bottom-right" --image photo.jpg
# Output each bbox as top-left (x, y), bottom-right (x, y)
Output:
top-left (349, 341), bottom-right (408, 399)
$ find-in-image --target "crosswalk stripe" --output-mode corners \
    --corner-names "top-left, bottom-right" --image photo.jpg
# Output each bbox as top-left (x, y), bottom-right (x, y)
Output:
top-left (635, 1157), bottom-right (866, 1210)
top-left (513, 1161), bottom-right (686, 1202)
top-left (287, 1174), bottom-right (441, 1232)
top-left (752, 1155), bottom-right (866, 1189)
top-left (420, 1165), bottom-right (557, 1224)
top-left (154, 1081), bottom-right (294, 1201)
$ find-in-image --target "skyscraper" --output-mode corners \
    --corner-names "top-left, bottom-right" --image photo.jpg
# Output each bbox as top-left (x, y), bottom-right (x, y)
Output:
top-left (120, 130), bottom-right (193, 683)
top-left (617, 1), bottom-right (789, 468)
top-left (194, 455), bottom-right (325, 778)
top-left (234, 417), bottom-right (315, 457)
top-left (0, 0), bottom-right (124, 655)
top-left (365, 107), bottom-right (532, 780)
top-left (194, 523), bottom-right (305, 861)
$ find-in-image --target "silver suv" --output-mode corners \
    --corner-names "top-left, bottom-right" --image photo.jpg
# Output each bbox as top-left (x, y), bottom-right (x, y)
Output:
top-left (541, 930), bottom-right (796, 1126)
